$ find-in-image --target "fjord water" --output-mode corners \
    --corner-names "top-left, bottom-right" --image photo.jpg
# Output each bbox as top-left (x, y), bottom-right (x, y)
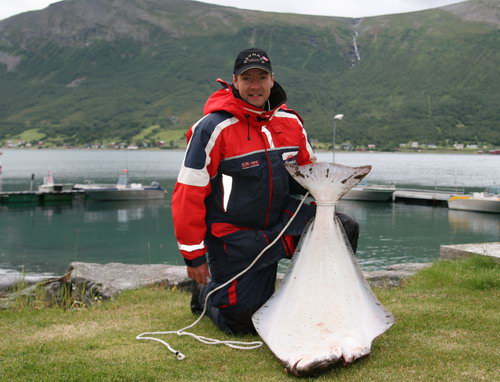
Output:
top-left (0, 149), bottom-right (498, 277)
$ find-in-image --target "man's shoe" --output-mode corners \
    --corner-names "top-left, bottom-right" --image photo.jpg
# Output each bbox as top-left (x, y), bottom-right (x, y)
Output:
top-left (190, 281), bottom-right (204, 315)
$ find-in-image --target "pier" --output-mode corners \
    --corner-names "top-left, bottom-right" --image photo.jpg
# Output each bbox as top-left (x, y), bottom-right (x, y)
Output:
top-left (1, 185), bottom-right (496, 213)
top-left (392, 188), bottom-right (463, 206)
top-left (0, 186), bottom-right (471, 208)
top-left (0, 190), bottom-right (83, 205)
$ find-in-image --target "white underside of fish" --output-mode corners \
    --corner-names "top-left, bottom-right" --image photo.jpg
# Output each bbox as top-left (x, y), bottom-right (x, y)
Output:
top-left (252, 162), bottom-right (394, 377)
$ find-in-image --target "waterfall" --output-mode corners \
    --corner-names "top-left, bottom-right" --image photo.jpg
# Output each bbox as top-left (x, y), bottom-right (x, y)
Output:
top-left (353, 31), bottom-right (361, 62)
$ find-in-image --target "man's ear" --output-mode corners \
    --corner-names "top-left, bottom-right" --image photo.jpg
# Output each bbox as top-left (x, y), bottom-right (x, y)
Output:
top-left (232, 74), bottom-right (239, 90)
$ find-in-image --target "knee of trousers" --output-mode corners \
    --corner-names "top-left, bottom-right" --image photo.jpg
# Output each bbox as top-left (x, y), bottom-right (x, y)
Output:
top-left (219, 306), bottom-right (258, 335)
top-left (336, 212), bottom-right (359, 234)
top-left (335, 212), bottom-right (360, 252)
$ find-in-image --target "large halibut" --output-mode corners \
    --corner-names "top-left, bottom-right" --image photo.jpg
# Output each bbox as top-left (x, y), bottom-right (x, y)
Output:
top-left (252, 162), bottom-right (394, 377)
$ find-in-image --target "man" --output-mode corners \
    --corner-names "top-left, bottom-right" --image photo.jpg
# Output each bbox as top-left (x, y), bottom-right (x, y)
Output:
top-left (171, 48), bottom-right (359, 334)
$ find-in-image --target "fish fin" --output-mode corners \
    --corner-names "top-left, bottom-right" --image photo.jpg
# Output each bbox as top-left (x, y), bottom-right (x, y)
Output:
top-left (285, 162), bottom-right (371, 203)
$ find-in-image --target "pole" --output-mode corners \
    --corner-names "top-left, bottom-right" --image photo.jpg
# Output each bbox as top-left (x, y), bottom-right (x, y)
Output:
top-left (332, 120), bottom-right (336, 163)
top-left (333, 114), bottom-right (344, 164)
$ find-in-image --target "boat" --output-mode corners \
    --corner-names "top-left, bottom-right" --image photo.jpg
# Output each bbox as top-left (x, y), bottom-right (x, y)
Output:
top-left (38, 172), bottom-right (75, 192)
top-left (343, 184), bottom-right (395, 202)
top-left (38, 171), bottom-right (82, 203)
top-left (83, 183), bottom-right (166, 201)
top-left (74, 170), bottom-right (166, 201)
top-left (448, 190), bottom-right (500, 214)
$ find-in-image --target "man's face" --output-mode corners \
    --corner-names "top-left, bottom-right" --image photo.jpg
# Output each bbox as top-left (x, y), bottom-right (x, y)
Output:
top-left (233, 68), bottom-right (274, 108)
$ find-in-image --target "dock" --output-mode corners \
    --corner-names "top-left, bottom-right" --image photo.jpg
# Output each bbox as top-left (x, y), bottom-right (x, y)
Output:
top-left (392, 188), bottom-right (463, 206)
top-left (0, 190), bottom-right (84, 205)
top-left (0, 185), bottom-right (487, 210)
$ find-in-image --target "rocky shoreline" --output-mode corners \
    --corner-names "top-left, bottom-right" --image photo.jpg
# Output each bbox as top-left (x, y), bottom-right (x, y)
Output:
top-left (4, 240), bottom-right (499, 309)
top-left (0, 261), bottom-right (431, 309)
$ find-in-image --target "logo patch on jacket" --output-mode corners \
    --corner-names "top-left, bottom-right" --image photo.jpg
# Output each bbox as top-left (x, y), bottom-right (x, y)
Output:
top-left (282, 151), bottom-right (298, 161)
top-left (241, 160), bottom-right (259, 170)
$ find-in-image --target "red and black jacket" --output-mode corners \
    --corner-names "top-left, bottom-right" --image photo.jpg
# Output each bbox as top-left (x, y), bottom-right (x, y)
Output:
top-left (171, 79), bottom-right (316, 279)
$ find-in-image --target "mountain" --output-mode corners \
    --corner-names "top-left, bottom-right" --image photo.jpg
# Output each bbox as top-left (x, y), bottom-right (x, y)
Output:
top-left (0, 0), bottom-right (498, 149)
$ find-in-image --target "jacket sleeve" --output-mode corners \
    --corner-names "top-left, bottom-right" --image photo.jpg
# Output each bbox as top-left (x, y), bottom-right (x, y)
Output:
top-left (296, 117), bottom-right (316, 166)
top-left (171, 115), bottom-right (225, 267)
top-left (279, 106), bottom-right (316, 165)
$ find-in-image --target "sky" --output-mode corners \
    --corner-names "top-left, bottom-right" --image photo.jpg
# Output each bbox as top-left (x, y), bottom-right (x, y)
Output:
top-left (0, 0), bottom-right (467, 21)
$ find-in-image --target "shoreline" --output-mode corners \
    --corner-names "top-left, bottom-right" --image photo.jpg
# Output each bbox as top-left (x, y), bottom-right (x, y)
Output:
top-left (0, 259), bottom-right (437, 305)
top-left (3, 242), bottom-right (497, 302)
top-left (0, 261), bottom-right (430, 293)
top-left (1, 261), bottom-right (431, 309)
top-left (1, 146), bottom-right (498, 155)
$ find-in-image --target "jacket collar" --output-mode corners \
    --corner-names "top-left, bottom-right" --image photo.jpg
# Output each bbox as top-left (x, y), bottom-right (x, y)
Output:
top-left (203, 79), bottom-right (288, 127)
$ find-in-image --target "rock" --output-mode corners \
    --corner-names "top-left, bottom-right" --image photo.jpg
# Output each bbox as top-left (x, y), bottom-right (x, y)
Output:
top-left (1, 261), bottom-right (431, 309)
top-left (0, 273), bottom-right (55, 292)
top-left (363, 263), bottom-right (431, 288)
top-left (384, 263), bottom-right (432, 272)
top-left (0, 274), bottom-right (70, 309)
top-left (68, 262), bottom-right (191, 299)
top-left (440, 242), bottom-right (500, 261)
top-left (277, 262), bottom-right (431, 288)
top-left (62, 261), bottom-right (433, 300)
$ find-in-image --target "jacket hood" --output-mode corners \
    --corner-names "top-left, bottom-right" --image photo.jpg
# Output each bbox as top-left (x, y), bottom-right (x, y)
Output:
top-left (203, 79), bottom-right (298, 126)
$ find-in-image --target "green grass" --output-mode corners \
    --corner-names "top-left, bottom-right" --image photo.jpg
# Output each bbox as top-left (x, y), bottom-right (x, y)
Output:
top-left (6, 128), bottom-right (46, 142)
top-left (0, 257), bottom-right (498, 381)
top-left (131, 125), bottom-right (186, 145)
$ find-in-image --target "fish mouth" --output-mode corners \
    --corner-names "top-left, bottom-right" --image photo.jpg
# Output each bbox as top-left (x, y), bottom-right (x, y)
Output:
top-left (288, 356), bottom-right (340, 377)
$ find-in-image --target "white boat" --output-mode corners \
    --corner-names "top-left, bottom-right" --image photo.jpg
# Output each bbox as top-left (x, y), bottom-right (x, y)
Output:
top-left (343, 184), bottom-right (395, 202)
top-left (448, 192), bottom-right (500, 214)
top-left (38, 172), bottom-right (74, 193)
top-left (83, 183), bottom-right (166, 201)
top-left (74, 171), bottom-right (166, 201)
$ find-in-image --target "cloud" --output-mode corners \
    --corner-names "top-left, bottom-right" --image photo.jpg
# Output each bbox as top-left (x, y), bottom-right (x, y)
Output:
top-left (0, 0), bottom-right (466, 21)
top-left (0, 0), bottom-right (57, 20)
top-left (198, 0), bottom-right (466, 17)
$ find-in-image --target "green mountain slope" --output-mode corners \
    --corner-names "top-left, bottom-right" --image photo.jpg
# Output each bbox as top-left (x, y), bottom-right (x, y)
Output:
top-left (0, 0), bottom-right (498, 149)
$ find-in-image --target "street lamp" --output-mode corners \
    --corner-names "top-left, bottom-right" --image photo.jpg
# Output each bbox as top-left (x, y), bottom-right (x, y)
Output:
top-left (333, 114), bottom-right (344, 163)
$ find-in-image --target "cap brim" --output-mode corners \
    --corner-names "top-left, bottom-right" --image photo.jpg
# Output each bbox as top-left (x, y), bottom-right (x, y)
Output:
top-left (234, 64), bottom-right (273, 75)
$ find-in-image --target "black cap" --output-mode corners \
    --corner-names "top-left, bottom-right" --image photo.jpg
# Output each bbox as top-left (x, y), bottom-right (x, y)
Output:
top-left (233, 48), bottom-right (273, 75)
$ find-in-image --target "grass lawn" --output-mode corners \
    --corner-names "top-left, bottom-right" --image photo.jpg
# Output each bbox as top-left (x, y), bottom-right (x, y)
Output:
top-left (131, 125), bottom-right (186, 146)
top-left (0, 257), bottom-right (498, 381)
top-left (6, 128), bottom-right (46, 143)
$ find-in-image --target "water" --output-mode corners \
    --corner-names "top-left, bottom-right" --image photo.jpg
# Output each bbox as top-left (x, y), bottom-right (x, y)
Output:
top-left (0, 149), bottom-right (498, 277)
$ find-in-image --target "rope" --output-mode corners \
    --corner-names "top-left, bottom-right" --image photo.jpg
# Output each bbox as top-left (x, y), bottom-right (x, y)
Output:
top-left (136, 192), bottom-right (310, 360)
top-left (315, 201), bottom-right (337, 206)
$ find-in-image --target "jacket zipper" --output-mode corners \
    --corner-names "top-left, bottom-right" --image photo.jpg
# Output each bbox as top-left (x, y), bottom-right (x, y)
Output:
top-left (245, 114), bottom-right (251, 140)
top-left (262, 135), bottom-right (273, 229)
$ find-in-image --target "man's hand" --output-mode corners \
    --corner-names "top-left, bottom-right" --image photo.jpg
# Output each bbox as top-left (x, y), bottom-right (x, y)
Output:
top-left (187, 263), bottom-right (210, 285)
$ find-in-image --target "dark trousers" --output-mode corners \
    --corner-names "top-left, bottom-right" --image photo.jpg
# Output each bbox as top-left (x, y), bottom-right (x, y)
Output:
top-left (197, 211), bottom-right (359, 334)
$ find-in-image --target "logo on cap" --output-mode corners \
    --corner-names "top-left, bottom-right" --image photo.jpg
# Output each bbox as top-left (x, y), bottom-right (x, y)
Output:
top-left (243, 53), bottom-right (269, 64)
